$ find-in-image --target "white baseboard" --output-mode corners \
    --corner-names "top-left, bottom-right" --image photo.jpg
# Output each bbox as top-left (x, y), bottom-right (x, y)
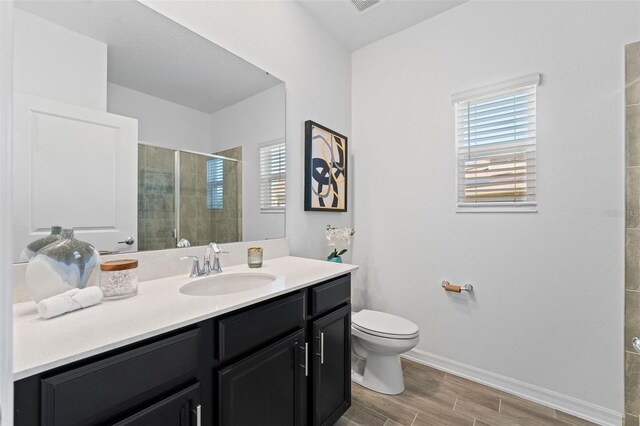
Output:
top-left (403, 349), bottom-right (622, 426)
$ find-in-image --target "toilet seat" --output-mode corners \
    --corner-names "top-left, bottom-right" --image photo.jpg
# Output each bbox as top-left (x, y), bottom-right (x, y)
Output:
top-left (352, 323), bottom-right (419, 340)
top-left (352, 310), bottom-right (419, 340)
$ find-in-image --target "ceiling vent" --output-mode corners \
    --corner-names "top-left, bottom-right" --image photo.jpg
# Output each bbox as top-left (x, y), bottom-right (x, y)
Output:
top-left (351, 0), bottom-right (383, 14)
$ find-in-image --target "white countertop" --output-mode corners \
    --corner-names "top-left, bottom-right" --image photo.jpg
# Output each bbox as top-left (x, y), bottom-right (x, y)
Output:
top-left (13, 256), bottom-right (358, 381)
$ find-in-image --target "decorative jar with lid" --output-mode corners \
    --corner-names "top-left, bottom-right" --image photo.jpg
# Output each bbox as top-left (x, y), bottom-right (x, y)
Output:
top-left (99, 259), bottom-right (139, 300)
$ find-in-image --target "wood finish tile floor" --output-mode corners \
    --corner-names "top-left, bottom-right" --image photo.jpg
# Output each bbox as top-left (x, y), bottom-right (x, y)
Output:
top-left (337, 359), bottom-right (598, 426)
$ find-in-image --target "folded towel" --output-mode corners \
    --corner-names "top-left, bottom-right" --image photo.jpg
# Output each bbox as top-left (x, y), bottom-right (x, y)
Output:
top-left (38, 287), bottom-right (103, 319)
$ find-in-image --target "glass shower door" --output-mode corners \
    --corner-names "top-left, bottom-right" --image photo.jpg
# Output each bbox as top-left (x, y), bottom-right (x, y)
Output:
top-left (137, 144), bottom-right (177, 251)
top-left (137, 145), bottom-right (242, 250)
top-left (177, 150), bottom-right (242, 247)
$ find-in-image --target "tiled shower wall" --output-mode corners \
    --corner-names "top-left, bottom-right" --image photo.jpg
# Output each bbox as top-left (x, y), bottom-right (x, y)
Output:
top-left (626, 41), bottom-right (640, 426)
top-left (139, 145), bottom-right (243, 251)
top-left (178, 151), bottom-right (210, 247)
top-left (213, 147), bottom-right (243, 243)
top-left (138, 144), bottom-right (176, 251)
top-left (178, 148), bottom-right (242, 247)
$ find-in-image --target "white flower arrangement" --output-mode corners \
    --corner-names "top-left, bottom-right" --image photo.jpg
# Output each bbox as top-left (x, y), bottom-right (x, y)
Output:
top-left (326, 225), bottom-right (355, 261)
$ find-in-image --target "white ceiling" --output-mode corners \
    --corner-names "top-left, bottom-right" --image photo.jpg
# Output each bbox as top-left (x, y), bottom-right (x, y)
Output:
top-left (15, 1), bottom-right (282, 114)
top-left (298, 0), bottom-right (467, 51)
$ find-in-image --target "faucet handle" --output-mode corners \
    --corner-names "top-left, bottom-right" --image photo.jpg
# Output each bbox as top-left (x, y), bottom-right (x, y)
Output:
top-left (214, 249), bottom-right (229, 258)
top-left (210, 247), bottom-right (228, 273)
top-left (180, 256), bottom-right (201, 278)
top-left (208, 243), bottom-right (229, 256)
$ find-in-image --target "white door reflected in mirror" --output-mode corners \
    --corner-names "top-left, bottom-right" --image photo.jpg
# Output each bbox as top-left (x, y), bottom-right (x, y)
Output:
top-left (12, 93), bottom-right (138, 261)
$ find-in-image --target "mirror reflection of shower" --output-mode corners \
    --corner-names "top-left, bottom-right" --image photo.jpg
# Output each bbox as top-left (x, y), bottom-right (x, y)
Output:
top-left (137, 143), bottom-right (242, 251)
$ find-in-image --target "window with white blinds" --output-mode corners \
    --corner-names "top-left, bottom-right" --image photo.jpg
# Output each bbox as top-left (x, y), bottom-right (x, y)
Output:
top-left (259, 140), bottom-right (286, 213)
top-left (206, 158), bottom-right (224, 210)
top-left (453, 74), bottom-right (539, 211)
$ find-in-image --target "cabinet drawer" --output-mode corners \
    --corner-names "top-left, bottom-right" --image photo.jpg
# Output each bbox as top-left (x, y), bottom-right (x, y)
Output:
top-left (113, 382), bottom-right (200, 426)
top-left (310, 274), bottom-right (350, 317)
top-left (41, 329), bottom-right (200, 426)
top-left (218, 292), bottom-right (305, 361)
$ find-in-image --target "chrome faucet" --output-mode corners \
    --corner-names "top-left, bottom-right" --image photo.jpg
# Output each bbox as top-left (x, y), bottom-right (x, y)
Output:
top-left (180, 242), bottom-right (227, 277)
top-left (206, 242), bottom-right (227, 273)
top-left (180, 255), bottom-right (204, 278)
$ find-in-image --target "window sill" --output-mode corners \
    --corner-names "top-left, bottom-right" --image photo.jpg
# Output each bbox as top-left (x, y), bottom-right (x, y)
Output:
top-left (456, 205), bottom-right (537, 213)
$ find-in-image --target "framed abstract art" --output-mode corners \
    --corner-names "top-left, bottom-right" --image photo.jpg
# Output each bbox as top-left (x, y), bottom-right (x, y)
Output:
top-left (304, 121), bottom-right (348, 212)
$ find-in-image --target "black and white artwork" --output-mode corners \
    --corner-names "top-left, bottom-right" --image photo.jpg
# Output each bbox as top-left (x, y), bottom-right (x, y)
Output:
top-left (304, 121), bottom-right (348, 212)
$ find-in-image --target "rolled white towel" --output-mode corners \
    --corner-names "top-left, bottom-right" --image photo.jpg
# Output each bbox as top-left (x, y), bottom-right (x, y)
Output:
top-left (37, 287), bottom-right (103, 319)
top-left (72, 286), bottom-right (103, 308)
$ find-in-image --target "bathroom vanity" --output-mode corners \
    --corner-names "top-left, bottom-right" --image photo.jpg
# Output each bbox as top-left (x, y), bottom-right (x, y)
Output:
top-left (12, 257), bottom-right (356, 426)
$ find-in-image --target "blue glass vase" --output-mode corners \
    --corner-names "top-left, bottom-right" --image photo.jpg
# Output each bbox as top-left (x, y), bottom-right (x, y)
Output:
top-left (19, 225), bottom-right (63, 262)
top-left (328, 256), bottom-right (343, 263)
top-left (25, 228), bottom-right (101, 302)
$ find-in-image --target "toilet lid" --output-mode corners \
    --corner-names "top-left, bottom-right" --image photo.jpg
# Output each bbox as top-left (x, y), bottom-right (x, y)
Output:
top-left (352, 310), bottom-right (419, 338)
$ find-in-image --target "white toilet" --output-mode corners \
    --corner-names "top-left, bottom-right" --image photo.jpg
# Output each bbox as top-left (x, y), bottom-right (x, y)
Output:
top-left (351, 309), bottom-right (419, 395)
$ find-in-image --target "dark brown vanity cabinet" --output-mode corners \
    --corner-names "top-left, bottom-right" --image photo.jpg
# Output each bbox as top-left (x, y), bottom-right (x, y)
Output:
top-left (13, 273), bottom-right (352, 426)
top-left (215, 291), bottom-right (307, 426)
top-left (311, 305), bottom-right (351, 426)
top-left (15, 327), bottom-right (207, 426)
top-left (218, 329), bottom-right (307, 426)
top-left (307, 274), bottom-right (352, 426)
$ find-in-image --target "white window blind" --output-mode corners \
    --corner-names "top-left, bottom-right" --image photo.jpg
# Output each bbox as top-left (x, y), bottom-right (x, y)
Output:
top-left (206, 158), bottom-right (224, 210)
top-left (260, 140), bottom-right (286, 213)
top-left (454, 75), bottom-right (539, 211)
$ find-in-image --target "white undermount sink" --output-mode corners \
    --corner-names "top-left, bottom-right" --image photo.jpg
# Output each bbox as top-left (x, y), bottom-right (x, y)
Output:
top-left (179, 272), bottom-right (278, 296)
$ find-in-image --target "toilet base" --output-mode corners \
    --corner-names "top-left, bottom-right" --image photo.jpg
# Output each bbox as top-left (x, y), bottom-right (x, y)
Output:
top-left (350, 353), bottom-right (405, 395)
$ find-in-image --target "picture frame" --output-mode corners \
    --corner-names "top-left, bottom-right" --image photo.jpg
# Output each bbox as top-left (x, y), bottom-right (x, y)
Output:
top-left (304, 120), bottom-right (348, 212)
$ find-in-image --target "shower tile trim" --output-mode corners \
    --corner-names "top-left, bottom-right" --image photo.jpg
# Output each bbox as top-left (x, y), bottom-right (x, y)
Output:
top-left (627, 41), bottom-right (640, 421)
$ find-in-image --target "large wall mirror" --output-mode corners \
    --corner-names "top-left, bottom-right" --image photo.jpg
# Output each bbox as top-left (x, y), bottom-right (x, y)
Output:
top-left (11, 0), bottom-right (286, 262)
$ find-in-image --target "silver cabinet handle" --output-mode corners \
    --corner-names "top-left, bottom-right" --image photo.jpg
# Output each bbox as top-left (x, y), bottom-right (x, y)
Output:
top-left (117, 237), bottom-right (135, 245)
top-left (196, 404), bottom-right (201, 426)
top-left (320, 332), bottom-right (324, 365)
top-left (633, 337), bottom-right (640, 353)
top-left (299, 342), bottom-right (308, 376)
top-left (305, 342), bottom-right (309, 375)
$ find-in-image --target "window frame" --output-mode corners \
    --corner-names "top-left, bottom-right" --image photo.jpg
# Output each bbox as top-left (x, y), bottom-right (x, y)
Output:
top-left (452, 74), bottom-right (540, 213)
top-left (206, 157), bottom-right (224, 211)
top-left (259, 139), bottom-right (286, 214)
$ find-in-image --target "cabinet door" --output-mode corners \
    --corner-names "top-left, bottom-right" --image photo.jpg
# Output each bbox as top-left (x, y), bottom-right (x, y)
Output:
top-left (218, 329), bottom-right (307, 426)
top-left (114, 383), bottom-right (200, 426)
top-left (312, 304), bottom-right (351, 426)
